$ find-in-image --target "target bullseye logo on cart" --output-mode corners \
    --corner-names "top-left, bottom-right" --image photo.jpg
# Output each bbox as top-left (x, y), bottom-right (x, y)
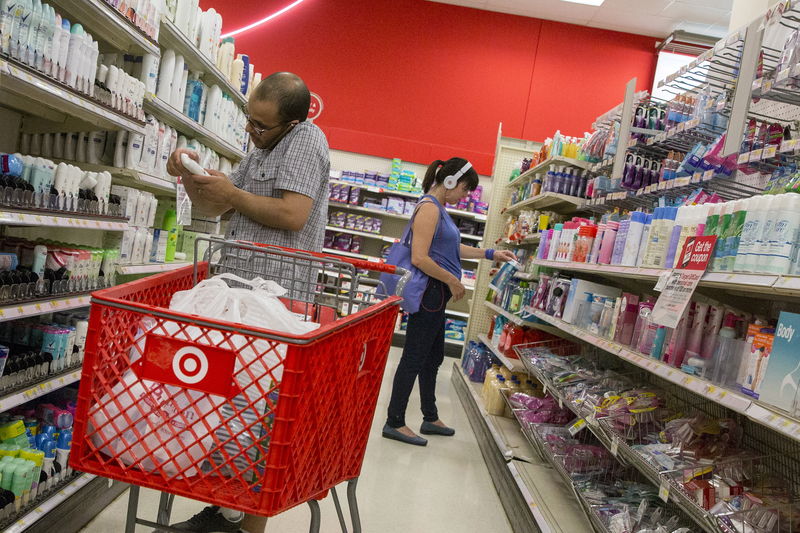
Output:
top-left (140, 334), bottom-right (237, 397)
top-left (172, 346), bottom-right (209, 384)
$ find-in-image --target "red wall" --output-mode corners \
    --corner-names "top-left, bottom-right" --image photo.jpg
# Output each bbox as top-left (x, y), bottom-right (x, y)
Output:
top-left (205, 0), bottom-right (657, 175)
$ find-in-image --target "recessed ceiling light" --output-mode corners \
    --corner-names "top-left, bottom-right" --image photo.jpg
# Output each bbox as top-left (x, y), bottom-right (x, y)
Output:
top-left (561, 0), bottom-right (606, 6)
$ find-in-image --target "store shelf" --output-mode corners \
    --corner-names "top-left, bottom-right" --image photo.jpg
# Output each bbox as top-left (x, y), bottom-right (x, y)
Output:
top-left (445, 309), bottom-right (470, 319)
top-left (144, 95), bottom-right (246, 161)
top-left (4, 474), bottom-right (96, 533)
top-left (460, 233), bottom-right (483, 242)
top-left (478, 333), bottom-right (524, 372)
top-left (329, 201), bottom-right (413, 220)
top-left (55, 159), bottom-right (178, 194)
top-left (158, 18), bottom-right (247, 106)
top-left (0, 293), bottom-right (91, 323)
top-left (504, 192), bottom-right (586, 215)
top-left (116, 262), bottom-right (191, 275)
top-left (0, 368), bottom-right (82, 413)
top-left (523, 305), bottom-right (800, 443)
top-left (484, 301), bottom-right (537, 327)
top-left (0, 209), bottom-right (128, 231)
top-left (531, 259), bottom-right (797, 298)
top-left (329, 179), bottom-right (420, 199)
top-left (447, 208), bottom-right (487, 222)
top-left (323, 248), bottom-right (384, 262)
top-left (0, 59), bottom-right (146, 135)
top-left (325, 226), bottom-right (398, 243)
top-left (509, 156), bottom-right (593, 187)
top-left (47, 0), bottom-right (159, 56)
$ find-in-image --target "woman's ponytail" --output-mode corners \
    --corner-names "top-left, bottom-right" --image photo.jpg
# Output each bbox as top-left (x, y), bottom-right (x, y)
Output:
top-left (422, 160), bottom-right (445, 193)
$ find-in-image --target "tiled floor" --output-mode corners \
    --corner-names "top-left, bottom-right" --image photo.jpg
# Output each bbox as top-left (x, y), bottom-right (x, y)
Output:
top-left (79, 347), bottom-right (513, 532)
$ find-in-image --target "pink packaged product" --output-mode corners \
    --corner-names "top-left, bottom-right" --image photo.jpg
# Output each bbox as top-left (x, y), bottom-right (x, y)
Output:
top-left (350, 236), bottom-right (363, 254)
top-left (328, 183), bottom-right (339, 201)
top-left (349, 187), bottom-right (361, 205)
top-left (471, 186), bottom-right (483, 203)
top-left (345, 214), bottom-right (357, 229)
top-left (475, 202), bottom-right (489, 215)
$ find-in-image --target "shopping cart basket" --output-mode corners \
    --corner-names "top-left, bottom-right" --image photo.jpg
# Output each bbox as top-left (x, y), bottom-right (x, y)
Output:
top-left (70, 238), bottom-right (409, 532)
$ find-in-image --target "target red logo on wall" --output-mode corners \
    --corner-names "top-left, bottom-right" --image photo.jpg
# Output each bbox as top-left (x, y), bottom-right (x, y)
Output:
top-left (308, 92), bottom-right (323, 121)
top-left (138, 334), bottom-right (237, 397)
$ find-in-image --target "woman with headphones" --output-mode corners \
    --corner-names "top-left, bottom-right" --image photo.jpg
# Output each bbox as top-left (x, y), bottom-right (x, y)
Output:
top-left (382, 158), bottom-right (516, 446)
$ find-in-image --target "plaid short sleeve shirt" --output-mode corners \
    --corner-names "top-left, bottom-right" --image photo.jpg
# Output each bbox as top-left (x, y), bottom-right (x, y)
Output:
top-left (223, 122), bottom-right (330, 299)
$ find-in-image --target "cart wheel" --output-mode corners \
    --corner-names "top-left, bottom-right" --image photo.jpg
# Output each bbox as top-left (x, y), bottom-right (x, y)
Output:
top-left (307, 499), bottom-right (321, 533)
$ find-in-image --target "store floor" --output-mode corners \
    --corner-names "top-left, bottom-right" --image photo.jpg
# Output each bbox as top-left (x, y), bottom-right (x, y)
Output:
top-left (79, 347), bottom-right (513, 533)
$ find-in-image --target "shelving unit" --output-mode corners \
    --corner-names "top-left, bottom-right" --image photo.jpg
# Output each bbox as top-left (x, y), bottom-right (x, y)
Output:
top-left (116, 262), bottom-right (191, 275)
top-left (1, 59), bottom-right (146, 135)
top-left (3, 474), bottom-right (95, 533)
top-left (508, 156), bottom-right (593, 187)
top-left (144, 95), bottom-right (246, 161)
top-left (325, 226), bottom-right (398, 243)
top-left (158, 18), bottom-right (247, 106)
top-left (55, 159), bottom-right (178, 194)
top-left (46, 0), bottom-right (160, 56)
top-left (0, 368), bottom-right (83, 413)
top-left (0, 210), bottom-right (128, 231)
top-left (0, 294), bottom-right (91, 322)
top-left (504, 192), bottom-right (586, 214)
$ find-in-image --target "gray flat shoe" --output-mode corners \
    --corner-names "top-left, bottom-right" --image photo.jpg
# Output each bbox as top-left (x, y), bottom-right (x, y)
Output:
top-left (382, 424), bottom-right (428, 446)
top-left (420, 421), bottom-right (455, 436)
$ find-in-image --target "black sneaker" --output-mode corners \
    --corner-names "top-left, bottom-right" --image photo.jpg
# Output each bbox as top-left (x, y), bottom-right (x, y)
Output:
top-left (166, 505), bottom-right (243, 532)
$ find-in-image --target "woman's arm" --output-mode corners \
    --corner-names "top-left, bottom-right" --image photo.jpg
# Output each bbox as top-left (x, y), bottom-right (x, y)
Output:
top-left (459, 244), bottom-right (517, 262)
top-left (411, 203), bottom-right (466, 301)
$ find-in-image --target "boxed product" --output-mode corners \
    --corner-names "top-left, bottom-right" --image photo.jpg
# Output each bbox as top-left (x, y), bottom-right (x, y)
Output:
top-left (386, 197), bottom-right (405, 214)
top-left (562, 279), bottom-right (622, 324)
top-left (759, 311), bottom-right (800, 413)
top-left (741, 325), bottom-right (775, 399)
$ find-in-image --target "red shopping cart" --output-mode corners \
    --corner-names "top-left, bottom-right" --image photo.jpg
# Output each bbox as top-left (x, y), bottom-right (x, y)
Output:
top-left (70, 238), bottom-right (409, 532)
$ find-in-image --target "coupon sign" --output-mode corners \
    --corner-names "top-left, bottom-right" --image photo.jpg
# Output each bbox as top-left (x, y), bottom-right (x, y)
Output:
top-left (651, 236), bottom-right (716, 328)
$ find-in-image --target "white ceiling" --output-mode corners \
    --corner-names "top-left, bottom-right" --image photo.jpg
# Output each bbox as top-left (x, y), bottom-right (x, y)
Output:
top-left (428, 0), bottom-right (733, 39)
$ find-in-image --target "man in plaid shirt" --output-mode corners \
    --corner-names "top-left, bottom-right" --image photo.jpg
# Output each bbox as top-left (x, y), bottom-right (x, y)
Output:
top-left (168, 71), bottom-right (330, 299)
top-left (164, 72), bottom-right (330, 533)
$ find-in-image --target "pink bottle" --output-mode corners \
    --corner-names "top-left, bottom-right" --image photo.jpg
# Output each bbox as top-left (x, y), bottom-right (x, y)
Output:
top-left (597, 221), bottom-right (620, 264)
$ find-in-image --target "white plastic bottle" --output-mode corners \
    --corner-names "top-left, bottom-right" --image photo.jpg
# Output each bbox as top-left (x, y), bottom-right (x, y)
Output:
top-left (74, 131), bottom-right (87, 162)
top-left (169, 53), bottom-right (185, 109)
top-left (762, 195), bottom-right (799, 274)
top-left (230, 55), bottom-right (244, 89)
top-left (23, 0), bottom-right (40, 66)
top-left (156, 48), bottom-right (175, 103)
top-left (56, 15), bottom-right (70, 82)
top-left (113, 130), bottom-right (129, 168)
top-left (216, 37), bottom-right (234, 78)
top-left (87, 37), bottom-right (99, 97)
top-left (176, 64), bottom-right (189, 114)
top-left (734, 196), bottom-right (769, 272)
top-left (126, 131), bottom-right (145, 170)
top-left (106, 64), bottom-right (120, 109)
top-left (41, 132), bottom-right (53, 157)
top-left (65, 23), bottom-right (84, 88)
top-left (10, 0), bottom-right (32, 61)
top-left (39, 4), bottom-right (55, 73)
top-left (203, 84), bottom-right (222, 131)
top-left (140, 53), bottom-right (160, 95)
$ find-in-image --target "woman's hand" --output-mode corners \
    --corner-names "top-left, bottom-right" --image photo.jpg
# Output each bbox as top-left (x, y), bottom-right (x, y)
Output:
top-left (447, 278), bottom-right (466, 302)
top-left (493, 250), bottom-right (517, 263)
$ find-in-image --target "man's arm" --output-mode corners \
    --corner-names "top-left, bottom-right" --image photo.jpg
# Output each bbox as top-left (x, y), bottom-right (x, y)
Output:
top-left (189, 171), bottom-right (313, 231)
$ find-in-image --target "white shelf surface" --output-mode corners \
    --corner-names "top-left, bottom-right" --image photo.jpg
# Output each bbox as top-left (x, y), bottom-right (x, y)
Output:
top-left (460, 233), bottom-right (484, 242)
top-left (526, 306), bottom-right (800, 443)
top-left (0, 210), bottom-right (128, 231)
top-left (0, 294), bottom-right (91, 323)
top-left (158, 18), bottom-right (247, 106)
top-left (329, 179), bottom-right (420, 199)
top-left (47, 0), bottom-right (159, 55)
top-left (478, 333), bottom-right (524, 372)
top-left (144, 95), bottom-right (246, 161)
top-left (328, 200), bottom-right (487, 222)
top-left (0, 368), bottom-right (82, 413)
top-left (509, 156), bottom-right (593, 187)
top-left (117, 262), bottom-right (191, 275)
top-left (1, 59), bottom-right (146, 135)
top-left (504, 192), bottom-right (586, 214)
top-left (5, 474), bottom-right (96, 533)
top-left (325, 226), bottom-right (398, 243)
top-left (445, 309), bottom-right (470, 319)
top-left (510, 460), bottom-right (593, 533)
top-left (532, 259), bottom-right (799, 297)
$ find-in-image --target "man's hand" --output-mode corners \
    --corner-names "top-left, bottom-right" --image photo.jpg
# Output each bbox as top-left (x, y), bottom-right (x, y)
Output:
top-left (166, 149), bottom-right (200, 177)
top-left (190, 170), bottom-right (239, 205)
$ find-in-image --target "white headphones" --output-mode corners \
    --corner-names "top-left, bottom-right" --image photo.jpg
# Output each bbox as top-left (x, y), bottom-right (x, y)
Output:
top-left (442, 161), bottom-right (473, 190)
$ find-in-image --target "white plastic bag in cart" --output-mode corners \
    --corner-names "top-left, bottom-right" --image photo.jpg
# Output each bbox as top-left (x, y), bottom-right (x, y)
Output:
top-left (90, 274), bottom-right (318, 479)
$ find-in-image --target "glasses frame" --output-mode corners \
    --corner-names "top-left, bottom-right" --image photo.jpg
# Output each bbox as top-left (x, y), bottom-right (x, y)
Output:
top-left (243, 105), bottom-right (287, 136)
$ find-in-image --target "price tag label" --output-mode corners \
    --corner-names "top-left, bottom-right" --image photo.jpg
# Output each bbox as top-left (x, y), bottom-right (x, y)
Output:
top-left (677, 122), bottom-right (686, 132)
top-left (763, 79), bottom-right (774, 93)
top-left (737, 152), bottom-right (750, 164)
top-left (17, 306), bottom-right (24, 315)
top-left (692, 172), bottom-right (701, 184)
top-left (610, 438), bottom-right (619, 457)
top-left (750, 149), bottom-right (764, 161)
top-left (659, 480), bottom-right (670, 502)
top-left (752, 78), bottom-right (763, 91)
top-left (703, 169), bottom-right (714, 181)
top-left (568, 419), bottom-right (587, 436)
top-left (558, 397), bottom-right (563, 409)
top-left (764, 146), bottom-right (778, 159)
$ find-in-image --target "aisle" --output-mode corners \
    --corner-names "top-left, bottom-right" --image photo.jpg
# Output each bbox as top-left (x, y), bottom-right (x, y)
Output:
top-left (79, 347), bottom-right (513, 533)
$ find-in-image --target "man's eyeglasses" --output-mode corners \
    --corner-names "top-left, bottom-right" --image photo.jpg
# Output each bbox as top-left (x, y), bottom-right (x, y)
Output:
top-left (243, 105), bottom-right (285, 136)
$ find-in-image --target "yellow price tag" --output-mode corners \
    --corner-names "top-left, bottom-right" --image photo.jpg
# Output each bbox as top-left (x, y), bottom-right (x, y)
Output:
top-left (17, 306), bottom-right (24, 315)
top-left (35, 304), bottom-right (42, 311)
